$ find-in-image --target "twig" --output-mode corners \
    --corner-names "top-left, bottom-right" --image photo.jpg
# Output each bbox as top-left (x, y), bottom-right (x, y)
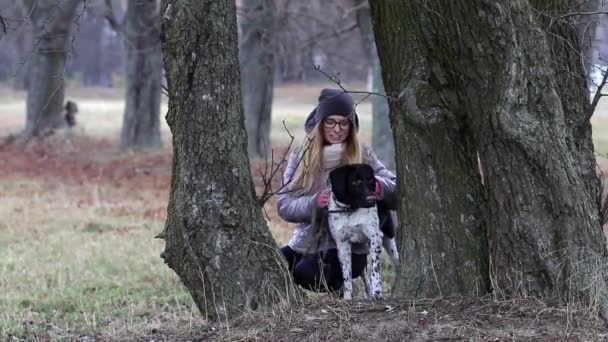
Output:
top-left (103, 0), bottom-right (122, 33)
top-left (0, 15), bottom-right (6, 36)
top-left (256, 121), bottom-right (311, 207)
top-left (548, 10), bottom-right (608, 30)
top-left (585, 64), bottom-right (608, 124)
top-left (313, 64), bottom-right (396, 102)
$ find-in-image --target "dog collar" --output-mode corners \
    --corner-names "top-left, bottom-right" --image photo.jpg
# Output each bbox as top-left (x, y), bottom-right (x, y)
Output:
top-left (327, 194), bottom-right (354, 214)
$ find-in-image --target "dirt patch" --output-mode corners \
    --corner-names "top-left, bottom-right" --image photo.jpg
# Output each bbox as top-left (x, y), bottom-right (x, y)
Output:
top-left (122, 296), bottom-right (607, 341)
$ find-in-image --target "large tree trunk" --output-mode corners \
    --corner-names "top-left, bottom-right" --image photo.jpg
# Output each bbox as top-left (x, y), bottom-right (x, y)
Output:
top-left (355, 0), bottom-right (395, 171)
top-left (372, 0), bottom-right (608, 302)
top-left (160, 0), bottom-right (295, 320)
top-left (22, 0), bottom-right (80, 138)
top-left (530, 0), bottom-right (601, 220)
top-left (238, 0), bottom-right (275, 160)
top-left (120, 0), bottom-right (162, 150)
top-left (370, 3), bottom-right (488, 298)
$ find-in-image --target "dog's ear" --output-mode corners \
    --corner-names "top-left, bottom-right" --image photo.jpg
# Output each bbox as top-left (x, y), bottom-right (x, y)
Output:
top-left (329, 165), bottom-right (353, 204)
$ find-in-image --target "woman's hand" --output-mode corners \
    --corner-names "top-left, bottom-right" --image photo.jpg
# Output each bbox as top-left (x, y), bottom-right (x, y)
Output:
top-left (374, 179), bottom-right (382, 199)
top-left (316, 189), bottom-right (331, 208)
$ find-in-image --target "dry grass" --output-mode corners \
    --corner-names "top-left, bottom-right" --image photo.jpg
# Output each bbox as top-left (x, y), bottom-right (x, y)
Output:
top-left (2, 84), bottom-right (608, 341)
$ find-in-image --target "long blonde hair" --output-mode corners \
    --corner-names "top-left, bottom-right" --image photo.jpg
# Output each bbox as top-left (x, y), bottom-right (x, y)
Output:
top-left (289, 122), bottom-right (362, 194)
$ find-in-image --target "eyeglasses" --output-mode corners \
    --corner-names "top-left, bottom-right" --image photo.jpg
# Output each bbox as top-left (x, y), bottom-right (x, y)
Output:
top-left (323, 118), bottom-right (351, 130)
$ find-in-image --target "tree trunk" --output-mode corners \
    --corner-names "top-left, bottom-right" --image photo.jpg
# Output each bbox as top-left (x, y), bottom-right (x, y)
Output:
top-left (238, 0), bottom-right (275, 160)
top-left (160, 0), bottom-right (295, 320)
top-left (372, 0), bottom-right (608, 301)
top-left (370, 2), bottom-right (488, 298)
top-left (530, 0), bottom-right (600, 207)
top-left (120, 0), bottom-right (162, 150)
top-left (355, 0), bottom-right (395, 171)
top-left (22, 0), bottom-right (80, 138)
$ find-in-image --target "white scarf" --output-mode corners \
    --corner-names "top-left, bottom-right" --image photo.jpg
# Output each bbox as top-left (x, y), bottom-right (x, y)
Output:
top-left (322, 143), bottom-right (345, 172)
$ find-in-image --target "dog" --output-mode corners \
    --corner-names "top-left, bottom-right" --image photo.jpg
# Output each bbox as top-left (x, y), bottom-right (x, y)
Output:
top-left (323, 163), bottom-right (399, 300)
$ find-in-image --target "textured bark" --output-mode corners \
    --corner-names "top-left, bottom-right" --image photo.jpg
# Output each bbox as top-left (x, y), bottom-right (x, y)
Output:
top-left (372, 0), bottom-right (608, 301)
top-left (238, 0), bottom-right (275, 160)
top-left (22, 0), bottom-right (80, 138)
top-left (530, 0), bottom-right (600, 209)
top-left (160, 0), bottom-right (295, 320)
top-left (370, 2), bottom-right (488, 297)
top-left (120, 0), bottom-right (162, 150)
top-left (355, 0), bottom-right (395, 171)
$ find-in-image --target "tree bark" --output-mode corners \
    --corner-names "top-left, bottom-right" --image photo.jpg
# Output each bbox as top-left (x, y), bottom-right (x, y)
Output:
top-left (120, 0), bottom-right (162, 150)
top-left (372, 0), bottom-right (608, 301)
top-left (238, 0), bottom-right (275, 160)
top-left (370, 2), bottom-right (488, 298)
top-left (355, 0), bottom-right (395, 171)
top-left (22, 0), bottom-right (81, 138)
top-left (160, 0), bottom-right (295, 320)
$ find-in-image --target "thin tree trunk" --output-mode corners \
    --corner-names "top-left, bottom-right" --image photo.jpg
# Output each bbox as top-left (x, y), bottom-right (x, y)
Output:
top-left (22, 0), bottom-right (80, 138)
top-left (160, 0), bottom-right (295, 320)
top-left (370, 2), bottom-right (489, 297)
top-left (355, 0), bottom-right (395, 171)
top-left (239, 0), bottom-right (275, 160)
top-left (120, 0), bottom-right (162, 150)
top-left (372, 0), bottom-right (608, 301)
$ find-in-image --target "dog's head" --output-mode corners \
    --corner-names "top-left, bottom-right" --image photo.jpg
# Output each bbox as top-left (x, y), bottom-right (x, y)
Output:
top-left (329, 164), bottom-right (376, 208)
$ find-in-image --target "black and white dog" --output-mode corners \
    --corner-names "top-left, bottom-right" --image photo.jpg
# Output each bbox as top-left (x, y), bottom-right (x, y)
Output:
top-left (325, 164), bottom-right (399, 300)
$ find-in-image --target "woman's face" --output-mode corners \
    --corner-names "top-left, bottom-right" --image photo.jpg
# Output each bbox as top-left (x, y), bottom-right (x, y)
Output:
top-left (322, 115), bottom-right (351, 145)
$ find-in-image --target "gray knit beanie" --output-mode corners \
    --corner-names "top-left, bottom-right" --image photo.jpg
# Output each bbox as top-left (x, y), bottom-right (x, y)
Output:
top-left (304, 88), bottom-right (359, 134)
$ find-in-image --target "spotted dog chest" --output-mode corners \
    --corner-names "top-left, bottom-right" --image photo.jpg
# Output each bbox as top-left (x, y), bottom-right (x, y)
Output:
top-left (327, 202), bottom-right (380, 244)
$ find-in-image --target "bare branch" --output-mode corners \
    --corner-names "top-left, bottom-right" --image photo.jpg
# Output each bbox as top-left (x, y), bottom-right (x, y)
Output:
top-left (104, 0), bottom-right (122, 32)
top-left (586, 65), bottom-right (608, 122)
top-left (256, 121), bottom-right (313, 207)
top-left (313, 64), bottom-right (396, 102)
top-left (548, 10), bottom-right (608, 29)
top-left (0, 15), bottom-right (6, 36)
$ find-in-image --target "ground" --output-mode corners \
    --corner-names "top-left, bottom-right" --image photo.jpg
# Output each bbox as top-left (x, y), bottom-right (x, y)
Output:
top-left (1, 85), bottom-right (608, 341)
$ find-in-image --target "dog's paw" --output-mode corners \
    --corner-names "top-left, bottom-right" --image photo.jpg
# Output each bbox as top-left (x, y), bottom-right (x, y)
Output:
top-left (371, 291), bottom-right (384, 301)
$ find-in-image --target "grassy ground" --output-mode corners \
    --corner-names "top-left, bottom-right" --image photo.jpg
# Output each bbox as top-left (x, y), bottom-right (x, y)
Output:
top-left (1, 84), bottom-right (608, 341)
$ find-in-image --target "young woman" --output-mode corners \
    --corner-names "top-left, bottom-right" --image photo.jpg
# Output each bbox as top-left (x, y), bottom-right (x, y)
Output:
top-left (277, 88), bottom-right (397, 294)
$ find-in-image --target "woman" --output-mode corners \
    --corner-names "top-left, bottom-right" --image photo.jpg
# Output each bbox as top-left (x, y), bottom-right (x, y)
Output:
top-left (277, 88), bottom-right (397, 294)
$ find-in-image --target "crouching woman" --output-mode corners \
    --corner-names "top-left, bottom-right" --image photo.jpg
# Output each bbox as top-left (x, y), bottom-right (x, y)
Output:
top-left (277, 88), bottom-right (396, 294)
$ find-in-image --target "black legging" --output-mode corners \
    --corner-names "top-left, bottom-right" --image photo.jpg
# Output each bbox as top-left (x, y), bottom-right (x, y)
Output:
top-left (280, 245), bottom-right (367, 293)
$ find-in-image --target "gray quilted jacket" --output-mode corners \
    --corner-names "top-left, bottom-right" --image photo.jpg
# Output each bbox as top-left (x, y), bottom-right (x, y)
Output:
top-left (277, 144), bottom-right (397, 255)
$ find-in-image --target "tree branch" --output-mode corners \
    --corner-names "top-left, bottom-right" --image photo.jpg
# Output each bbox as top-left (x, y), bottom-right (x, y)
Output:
top-left (585, 65), bottom-right (608, 123)
top-left (103, 0), bottom-right (121, 32)
top-left (313, 64), bottom-right (396, 102)
top-left (0, 15), bottom-right (6, 36)
top-left (256, 120), bottom-right (312, 207)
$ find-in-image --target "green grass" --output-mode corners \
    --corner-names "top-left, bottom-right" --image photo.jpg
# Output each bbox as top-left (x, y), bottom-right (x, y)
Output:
top-left (0, 180), bottom-right (199, 339)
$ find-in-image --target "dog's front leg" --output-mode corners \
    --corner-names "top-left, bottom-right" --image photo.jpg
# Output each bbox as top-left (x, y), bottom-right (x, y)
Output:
top-left (370, 235), bottom-right (384, 300)
top-left (336, 240), bottom-right (353, 300)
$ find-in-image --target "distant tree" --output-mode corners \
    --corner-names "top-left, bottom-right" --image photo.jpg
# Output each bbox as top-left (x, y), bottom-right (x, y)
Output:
top-left (371, 0), bottom-right (608, 307)
top-left (21, 0), bottom-right (81, 138)
top-left (238, 0), bottom-right (276, 160)
top-left (0, 1), bottom-right (31, 89)
top-left (105, 0), bottom-right (162, 150)
top-left (354, 0), bottom-right (394, 170)
top-left (273, 0), bottom-right (365, 83)
top-left (159, 0), bottom-right (294, 319)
